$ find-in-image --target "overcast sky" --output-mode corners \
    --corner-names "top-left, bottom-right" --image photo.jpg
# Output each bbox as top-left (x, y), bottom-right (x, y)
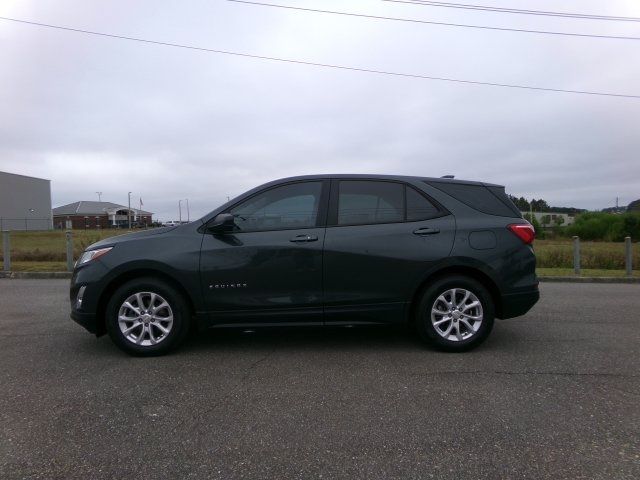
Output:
top-left (1, 0), bottom-right (639, 220)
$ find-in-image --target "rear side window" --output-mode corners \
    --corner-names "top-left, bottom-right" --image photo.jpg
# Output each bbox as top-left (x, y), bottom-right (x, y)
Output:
top-left (427, 182), bottom-right (520, 218)
top-left (338, 181), bottom-right (403, 225)
top-left (336, 181), bottom-right (444, 225)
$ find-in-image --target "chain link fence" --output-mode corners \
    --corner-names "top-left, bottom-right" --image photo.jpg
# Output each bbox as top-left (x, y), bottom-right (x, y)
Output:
top-left (1, 229), bottom-right (128, 272)
top-left (0, 217), bottom-right (53, 231)
top-left (0, 230), bottom-right (637, 275)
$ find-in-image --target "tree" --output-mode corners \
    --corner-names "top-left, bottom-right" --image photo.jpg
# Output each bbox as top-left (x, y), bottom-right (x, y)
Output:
top-left (619, 213), bottom-right (640, 240)
top-left (522, 213), bottom-right (542, 233)
top-left (509, 195), bottom-right (530, 211)
top-left (531, 199), bottom-right (550, 212)
top-left (553, 216), bottom-right (565, 227)
top-left (509, 194), bottom-right (583, 215)
top-left (628, 199), bottom-right (640, 212)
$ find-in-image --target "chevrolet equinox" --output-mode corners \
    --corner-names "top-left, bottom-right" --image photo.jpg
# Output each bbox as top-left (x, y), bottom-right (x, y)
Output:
top-left (70, 175), bottom-right (539, 355)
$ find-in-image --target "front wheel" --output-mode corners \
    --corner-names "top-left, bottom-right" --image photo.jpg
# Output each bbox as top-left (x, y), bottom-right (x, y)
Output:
top-left (106, 277), bottom-right (190, 356)
top-left (416, 275), bottom-right (494, 352)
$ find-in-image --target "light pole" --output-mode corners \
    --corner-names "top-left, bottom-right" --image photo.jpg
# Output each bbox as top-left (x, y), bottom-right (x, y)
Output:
top-left (26, 208), bottom-right (35, 231)
top-left (96, 191), bottom-right (102, 202)
top-left (530, 201), bottom-right (533, 228)
top-left (185, 198), bottom-right (190, 222)
top-left (178, 200), bottom-right (182, 223)
top-left (128, 192), bottom-right (132, 229)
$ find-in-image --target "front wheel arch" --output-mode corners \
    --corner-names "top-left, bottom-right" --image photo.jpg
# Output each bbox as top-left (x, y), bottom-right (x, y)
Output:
top-left (96, 269), bottom-right (196, 336)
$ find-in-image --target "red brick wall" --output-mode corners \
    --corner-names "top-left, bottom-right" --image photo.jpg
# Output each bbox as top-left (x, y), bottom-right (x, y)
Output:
top-left (53, 215), bottom-right (152, 229)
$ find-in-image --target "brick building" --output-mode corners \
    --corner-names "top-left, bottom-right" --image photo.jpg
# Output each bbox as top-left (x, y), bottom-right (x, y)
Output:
top-left (53, 201), bottom-right (153, 229)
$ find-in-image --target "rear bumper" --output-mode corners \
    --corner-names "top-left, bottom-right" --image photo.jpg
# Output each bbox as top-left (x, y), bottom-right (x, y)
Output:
top-left (499, 286), bottom-right (540, 319)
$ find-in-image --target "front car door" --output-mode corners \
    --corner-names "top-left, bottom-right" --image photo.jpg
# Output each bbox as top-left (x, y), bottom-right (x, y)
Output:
top-left (323, 179), bottom-right (456, 324)
top-left (200, 180), bottom-right (329, 326)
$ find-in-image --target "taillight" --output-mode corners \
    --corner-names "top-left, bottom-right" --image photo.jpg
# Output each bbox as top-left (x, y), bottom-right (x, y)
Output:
top-left (508, 223), bottom-right (535, 244)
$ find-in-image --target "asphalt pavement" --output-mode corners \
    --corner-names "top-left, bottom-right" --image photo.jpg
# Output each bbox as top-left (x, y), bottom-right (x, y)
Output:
top-left (0, 280), bottom-right (638, 479)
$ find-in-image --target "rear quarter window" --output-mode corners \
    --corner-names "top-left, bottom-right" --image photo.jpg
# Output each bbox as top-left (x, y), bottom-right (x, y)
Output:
top-left (427, 182), bottom-right (520, 218)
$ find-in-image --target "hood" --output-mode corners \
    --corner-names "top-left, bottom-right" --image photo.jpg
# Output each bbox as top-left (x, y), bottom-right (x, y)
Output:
top-left (87, 226), bottom-right (177, 249)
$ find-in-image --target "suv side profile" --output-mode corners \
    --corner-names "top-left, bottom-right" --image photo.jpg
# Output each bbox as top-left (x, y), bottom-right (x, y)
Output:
top-left (70, 175), bottom-right (539, 356)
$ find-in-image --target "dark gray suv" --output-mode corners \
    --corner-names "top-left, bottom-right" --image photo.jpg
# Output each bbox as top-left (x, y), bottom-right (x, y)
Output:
top-left (70, 175), bottom-right (539, 356)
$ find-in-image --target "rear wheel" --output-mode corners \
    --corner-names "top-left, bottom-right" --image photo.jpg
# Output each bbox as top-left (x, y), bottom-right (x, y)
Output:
top-left (106, 277), bottom-right (190, 356)
top-left (416, 275), bottom-right (494, 352)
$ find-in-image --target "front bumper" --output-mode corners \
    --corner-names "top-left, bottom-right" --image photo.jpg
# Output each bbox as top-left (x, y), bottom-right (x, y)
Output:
top-left (499, 286), bottom-right (540, 319)
top-left (69, 262), bottom-right (109, 336)
top-left (70, 310), bottom-right (99, 334)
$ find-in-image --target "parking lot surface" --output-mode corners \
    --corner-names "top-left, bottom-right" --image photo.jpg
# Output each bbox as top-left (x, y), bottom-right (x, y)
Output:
top-left (0, 280), bottom-right (638, 479)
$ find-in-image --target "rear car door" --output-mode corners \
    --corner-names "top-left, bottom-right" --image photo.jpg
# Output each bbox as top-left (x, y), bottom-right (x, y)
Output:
top-left (323, 179), bottom-right (456, 324)
top-left (200, 180), bottom-right (328, 325)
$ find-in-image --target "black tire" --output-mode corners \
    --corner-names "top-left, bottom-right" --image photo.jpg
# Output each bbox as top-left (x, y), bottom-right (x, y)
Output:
top-left (415, 275), bottom-right (494, 352)
top-left (105, 277), bottom-right (191, 356)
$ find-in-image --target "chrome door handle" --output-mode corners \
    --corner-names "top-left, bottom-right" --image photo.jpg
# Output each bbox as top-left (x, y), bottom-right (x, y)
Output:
top-left (413, 227), bottom-right (440, 236)
top-left (290, 234), bottom-right (318, 243)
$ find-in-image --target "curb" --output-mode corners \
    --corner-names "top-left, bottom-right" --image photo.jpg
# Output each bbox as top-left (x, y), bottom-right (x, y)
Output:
top-left (538, 276), bottom-right (640, 284)
top-left (0, 271), bottom-right (72, 279)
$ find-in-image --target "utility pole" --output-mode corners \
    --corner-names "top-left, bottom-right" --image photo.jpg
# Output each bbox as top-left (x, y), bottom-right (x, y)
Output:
top-left (96, 192), bottom-right (102, 202)
top-left (186, 198), bottom-right (190, 222)
top-left (178, 200), bottom-right (182, 223)
top-left (128, 192), bottom-right (132, 229)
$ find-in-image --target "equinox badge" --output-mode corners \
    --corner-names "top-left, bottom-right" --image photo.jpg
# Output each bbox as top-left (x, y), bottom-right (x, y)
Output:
top-left (209, 283), bottom-right (248, 289)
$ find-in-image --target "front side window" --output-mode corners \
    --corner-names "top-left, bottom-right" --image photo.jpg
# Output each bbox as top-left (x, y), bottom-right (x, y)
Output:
top-left (229, 182), bottom-right (322, 232)
top-left (338, 181), bottom-right (403, 225)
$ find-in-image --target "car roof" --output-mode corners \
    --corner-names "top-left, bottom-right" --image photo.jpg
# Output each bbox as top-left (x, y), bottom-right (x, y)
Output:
top-left (266, 174), bottom-right (502, 188)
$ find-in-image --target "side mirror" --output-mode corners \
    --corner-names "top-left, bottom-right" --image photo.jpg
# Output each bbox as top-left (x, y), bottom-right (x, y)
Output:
top-left (207, 213), bottom-right (236, 234)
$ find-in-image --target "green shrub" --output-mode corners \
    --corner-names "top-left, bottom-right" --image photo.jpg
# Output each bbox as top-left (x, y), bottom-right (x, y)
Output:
top-left (567, 212), bottom-right (640, 241)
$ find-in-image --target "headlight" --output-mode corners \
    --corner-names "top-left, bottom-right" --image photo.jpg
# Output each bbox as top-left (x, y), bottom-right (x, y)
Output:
top-left (76, 247), bottom-right (113, 266)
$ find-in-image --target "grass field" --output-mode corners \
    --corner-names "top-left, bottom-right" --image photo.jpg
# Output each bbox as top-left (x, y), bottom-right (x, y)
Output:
top-left (2, 230), bottom-right (638, 275)
top-left (537, 268), bottom-right (639, 277)
top-left (534, 239), bottom-right (639, 270)
top-left (11, 261), bottom-right (68, 272)
top-left (1, 229), bottom-right (129, 263)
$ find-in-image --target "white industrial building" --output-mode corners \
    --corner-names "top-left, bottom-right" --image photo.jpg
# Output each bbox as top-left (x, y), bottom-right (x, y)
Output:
top-left (0, 171), bottom-right (53, 231)
top-left (521, 211), bottom-right (576, 227)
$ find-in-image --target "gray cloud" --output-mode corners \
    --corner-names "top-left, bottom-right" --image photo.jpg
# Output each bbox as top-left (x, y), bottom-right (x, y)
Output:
top-left (1, 0), bottom-right (639, 220)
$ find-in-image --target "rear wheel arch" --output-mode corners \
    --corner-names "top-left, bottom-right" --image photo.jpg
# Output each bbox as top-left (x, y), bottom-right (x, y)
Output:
top-left (414, 274), bottom-right (495, 351)
top-left (96, 269), bottom-right (196, 336)
top-left (409, 265), bottom-right (503, 323)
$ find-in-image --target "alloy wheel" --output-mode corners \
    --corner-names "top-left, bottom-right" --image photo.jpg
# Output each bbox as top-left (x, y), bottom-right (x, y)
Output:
top-left (117, 292), bottom-right (174, 346)
top-left (430, 288), bottom-right (483, 342)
